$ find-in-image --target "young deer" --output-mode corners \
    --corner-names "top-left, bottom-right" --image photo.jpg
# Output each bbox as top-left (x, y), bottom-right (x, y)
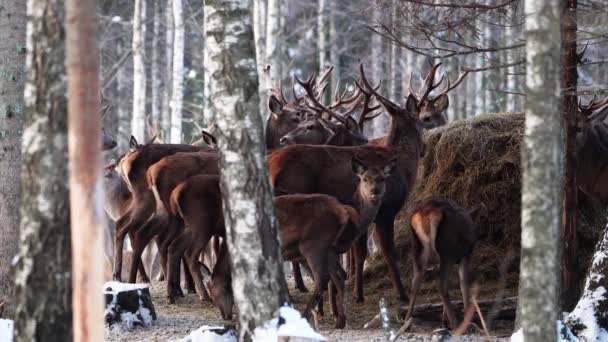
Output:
top-left (404, 198), bottom-right (478, 330)
top-left (177, 157), bottom-right (396, 328)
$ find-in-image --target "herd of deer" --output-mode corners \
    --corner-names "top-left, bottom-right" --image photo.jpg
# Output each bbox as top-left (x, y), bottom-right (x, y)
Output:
top-left (101, 63), bottom-right (608, 331)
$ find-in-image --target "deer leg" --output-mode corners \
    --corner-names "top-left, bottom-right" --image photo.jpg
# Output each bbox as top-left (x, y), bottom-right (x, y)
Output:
top-left (183, 257), bottom-right (196, 293)
top-left (187, 231), bottom-right (214, 302)
top-left (155, 228), bottom-right (169, 281)
top-left (166, 231), bottom-right (191, 303)
top-left (292, 262), bottom-right (309, 293)
top-left (352, 231), bottom-right (368, 302)
top-left (113, 199), bottom-right (153, 281)
top-left (375, 218), bottom-right (408, 307)
top-left (159, 217), bottom-right (182, 288)
top-left (128, 217), bottom-right (164, 283)
top-left (404, 250), bottom-right (427, 327)
top-left (437, 261), bottom-right (458, 330)
top-left (302, 254), bottom-right (329, 322)
top-left (458, 255), bottom-right (472, 312)
top-left (328, 256), bottom-right (346, 329)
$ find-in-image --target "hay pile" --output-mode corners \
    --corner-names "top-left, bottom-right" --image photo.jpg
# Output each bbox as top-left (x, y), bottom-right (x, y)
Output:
top-left (368, 112), bottom-right (606, 289)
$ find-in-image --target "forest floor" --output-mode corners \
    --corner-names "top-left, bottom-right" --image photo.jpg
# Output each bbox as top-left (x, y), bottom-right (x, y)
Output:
top-left (105, 271), bottom-right (515, 342)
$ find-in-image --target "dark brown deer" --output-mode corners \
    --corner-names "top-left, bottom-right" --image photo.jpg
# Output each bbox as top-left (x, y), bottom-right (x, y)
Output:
top-left (169, 156), bottom-right (396, 328)
top-left (403, 198), bottom-right (477, 330)
top-left (409, 64), bottom-right (468, 130)
top-left (112, 136), bottom-right (211, 282)
top-left (267, 65), bottom-right (424, 310)
top-left (577, 97), bottom-right (608, 203)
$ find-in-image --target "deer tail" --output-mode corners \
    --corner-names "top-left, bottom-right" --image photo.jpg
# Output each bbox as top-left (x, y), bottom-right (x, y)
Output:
top-left (411, 208), bottom-right (443, 262)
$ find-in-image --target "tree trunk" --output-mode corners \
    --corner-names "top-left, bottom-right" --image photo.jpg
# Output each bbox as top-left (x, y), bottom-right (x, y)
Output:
top-left (132, 0), bottom-right (147, 142)
top-left (65, 0), bottom-right (105, 340)
top-left (0, 1), bottom-right (26, 317)
top-left (370, 3), bottom-right (388, 137)
top-left (13, 0), bottom-right (72, 340)
top-left (265, 0), bottom-right (281, 89)
top-left (317, 0), bottom-right (328, 77)
top-left (151, 0), bottom-right (164, 135)
top-left (204, 0), bottom-right (289, 339)
top-left (389, 1), bottom-right (401, 102)
top-left (516, 0), bottom-right (563, 340)
top-left (170, 0), bottom-right (184, 144)
top-left (329, 0), bottom-right (340, 98)
top-left (116, 33), bottom-right (132, 152)
top-left (163, 0), bottom-right (174, 139)
top-left (253, 0), bottom-right (267, 119)
top-left (484, 22), bottom-right (500, 113)
top-left (561, 0), bottom-right (580, 312)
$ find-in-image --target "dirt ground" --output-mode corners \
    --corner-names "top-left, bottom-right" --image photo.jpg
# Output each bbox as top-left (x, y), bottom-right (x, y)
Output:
top-left (105, 268), bottom-right (514, 342)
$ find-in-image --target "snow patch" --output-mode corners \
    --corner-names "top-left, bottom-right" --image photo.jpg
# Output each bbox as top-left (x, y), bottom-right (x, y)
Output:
top-left (177, 325), bottom-right (237, 342)
top-left (111, 16), bottom-right (121, 23)
top-left (104, 281), bottom-right (150, 293)
top-left (0, 319), bottom-right (14, 342)
top-left (566, 286), bottom-right (608, 341)
top-left (252, 306), bottom-right (326, 342)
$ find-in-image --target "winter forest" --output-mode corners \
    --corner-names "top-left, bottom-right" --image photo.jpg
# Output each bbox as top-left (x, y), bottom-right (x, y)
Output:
top-left (1, 0), bottom-right (608, 341)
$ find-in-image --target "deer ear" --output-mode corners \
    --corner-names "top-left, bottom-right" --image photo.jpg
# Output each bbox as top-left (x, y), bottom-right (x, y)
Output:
top-left (383, 158), bottom-right (397, 176)
top-left (351, 158), bottom-right (366, 176)
top-left (432, 94), bottom-right (449, 112)
top-left (202, 130), bottom-right (218, 147)
top-left (405, 94), bottom-right (419, 117)
top-left (268, 94), bottom-right (284, 116)
top-left (346, 116), bottom-right (360, 132)
top-left (129, 136), bottom-right (139, 150)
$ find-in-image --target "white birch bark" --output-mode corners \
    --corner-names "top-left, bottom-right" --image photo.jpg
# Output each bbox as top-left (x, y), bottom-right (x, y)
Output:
top-left (318, 0), bottom-right (328, 73)
top-left (253, 0), bottom-right (268, 118)
top-left (151, 0), bottom-right (164, 129)
top-left (170, 0), bottom-right (184, 144)
top-left (484, 21), bottom-right (500, 113)
top-left (389, 1), bottom-right (401, 102)
top-left (131, 0), bottom-right (147, 142)
top-left (14, 0), bottom-right (72, 339)
top-left (163, 0), bottom-right (174, 138)
top-left (204, 0), bottom-right (288, 338)
top-left (516, 0), bottom-right (563, 340)
top-left (371, 4), bottom-right (388, 137)
top-left (265, 0), bottom-right (281, 88)
top-left (116, 35), bottom-right (131, 151)
top-left (0, 1), bottom-right (25, 316)
top-left (329, 0), bottom-right (340, 98)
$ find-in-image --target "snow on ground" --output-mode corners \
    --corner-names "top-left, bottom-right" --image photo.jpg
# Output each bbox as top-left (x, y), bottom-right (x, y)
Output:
top-left (106, 280), bottom-right (512, 342)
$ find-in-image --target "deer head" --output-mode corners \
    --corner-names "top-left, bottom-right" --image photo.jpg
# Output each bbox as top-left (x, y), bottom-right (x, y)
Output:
top-left (201, 243), bottom-right (233, 321)
top-left (409, 63), bottom-right (468, 130)
top-left (352, 157), bottom-right (397, 205)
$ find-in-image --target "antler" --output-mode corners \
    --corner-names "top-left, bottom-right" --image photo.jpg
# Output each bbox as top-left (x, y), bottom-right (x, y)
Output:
top-left (353, 73), bottom-right (382, 130)
top-left (579, 96), bottom-right (608, 117)
top-left (358, 64), bottom-right (401, 114)
top-left (296, 74), bottom-right (349, 125)
top-left (432, 70), bottom-right (470, 100)
top-left (410, 63), bottom-right (444, 104)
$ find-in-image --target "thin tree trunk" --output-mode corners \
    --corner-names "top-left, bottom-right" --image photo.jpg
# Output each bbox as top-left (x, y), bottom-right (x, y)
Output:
top-left (0, 1), bottom-right (25, 317)
top-left (117, 34), bottom-right (132, 151)
top-left (132, 0), bottom-right (147, 142)
top-left (65, 0), bottom-right (105, 339)
top-left (265, 0), bottom-right (281, 89)
top-left (318, 0), bottom-right (328, 75)
top-left (371, 3), bottom-right (388, 137)
top-left (516, 0), bottom-right (563, 340)
top-left (170, 0), bottom-right (184, 144)
top-left (204, 0), bottom-right (288, 339)
top-left (253, 0), bottom-right (268, 119)
top-left (329, 0), bottom-right (340, 98)
top-left (151, 0), bottom-right (164, 131)
top-left (163, 0), bottom-right (174, 140)
top-left (389, 1), bottom-right (401, 102)
top-left (561, 0), bottom-right (580, 312)
top-left (13, 0), bottom-right (72, 340)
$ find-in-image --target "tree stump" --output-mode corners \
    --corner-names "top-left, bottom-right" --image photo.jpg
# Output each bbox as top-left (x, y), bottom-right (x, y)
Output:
top-left (0, 318), bottom-right (14, 342)
top-left (104, 282), bottom-right (156, 330)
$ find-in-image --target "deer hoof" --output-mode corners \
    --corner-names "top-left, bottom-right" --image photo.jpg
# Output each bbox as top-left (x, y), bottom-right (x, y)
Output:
top-left (112, 274), bottom-right (122, 282)
top-left (334, 317), bottom-right (346, 329)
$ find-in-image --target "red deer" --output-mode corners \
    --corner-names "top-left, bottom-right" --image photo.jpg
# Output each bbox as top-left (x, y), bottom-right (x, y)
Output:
top-left (577, 97), bottom-right (608, 203)
top-left (112, 136), bottom-right (211, 282)
top-left (169, 156), bottom-right (396, 328)
top-left (403, 198), bottom-right (477, 330)
top-left (267, 66), bottom-right (424, 309)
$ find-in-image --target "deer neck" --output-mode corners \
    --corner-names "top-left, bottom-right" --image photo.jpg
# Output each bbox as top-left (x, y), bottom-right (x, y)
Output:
top-left (353, 191), bottom-right (382, 232)
top-left (386, 114), bottom-right (423, 158)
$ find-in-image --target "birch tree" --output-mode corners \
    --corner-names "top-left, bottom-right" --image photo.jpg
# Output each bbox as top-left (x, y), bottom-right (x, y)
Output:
top-left (13, 0), bottom-right (72, 339)
top-left (0, 1), bottom-right (26, 316)
top-left (253, 0), bottom-right (267, 118)
top-left (65, 0), bottom-right (105, 339)
top-left (151, 0), bottom-right (164, 130)
top-left (318, 0), bottom-right (328, 74)
top-left (265, 0), bottom-right (281, 89)
top-left (329, 0), bottom-right (340, 97)
top-left (204, 0), bottom-right (288, 339)
top-left (131, 0), bottom-right (146, 142)
top-left (170, 0), bottom-right (184, 143)
top-left (163, 0), bottom-right (174, 139)
top-left (516, 0), bottom-right (563, 340)
top-left (371, 3), bottom-right (388, 136)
